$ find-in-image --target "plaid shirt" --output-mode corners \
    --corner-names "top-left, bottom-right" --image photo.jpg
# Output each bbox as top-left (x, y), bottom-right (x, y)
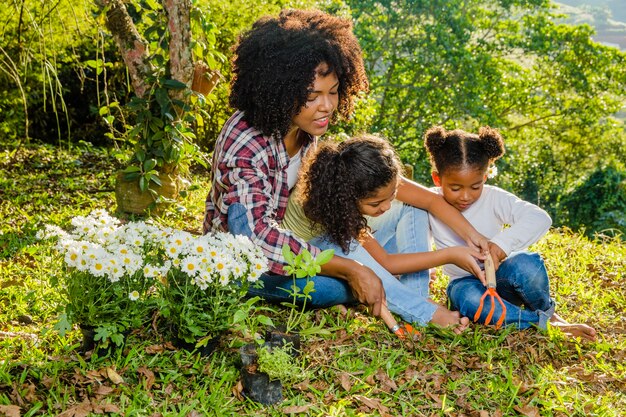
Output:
top-left (203, 111), bottom-right (320, 274)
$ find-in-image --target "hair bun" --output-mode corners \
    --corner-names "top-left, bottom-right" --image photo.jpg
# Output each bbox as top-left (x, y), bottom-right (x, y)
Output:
top-left (424, 125), bottom-right (448, 154)
top-left (478, 126), bottom-right (505, 159)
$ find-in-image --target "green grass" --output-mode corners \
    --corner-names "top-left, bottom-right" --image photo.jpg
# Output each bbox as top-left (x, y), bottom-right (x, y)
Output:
top-left (1, 144), bottom-right (625, 416)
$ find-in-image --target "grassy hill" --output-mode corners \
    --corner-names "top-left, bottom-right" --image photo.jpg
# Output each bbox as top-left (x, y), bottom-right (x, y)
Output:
top-left (0, 144), bottom-right (625, 416)
top-left (555, 0), bottom-right (626, 50)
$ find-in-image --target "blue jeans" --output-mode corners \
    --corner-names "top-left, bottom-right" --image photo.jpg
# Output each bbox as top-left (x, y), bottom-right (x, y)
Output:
top-left (447, 252), bottom-right (555, 329)
top-left (227, 202), bottom-right (437, 325)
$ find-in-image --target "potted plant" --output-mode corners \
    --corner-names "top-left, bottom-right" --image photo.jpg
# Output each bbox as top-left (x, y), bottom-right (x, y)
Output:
top-left (97, 0), bottom-right (223, 215)
top-left (39, 210), bottom-right (268, 356)
top-left (264, 245), bottom-right (334, 350)
top-left (155, 230), bottom-right (268, 355)
top-left (238, 245), bottom-right (332, 404)
top-left (37, 210), bottom-right (157, 353)
top-left (112, 78), bottom-right (209, 215)
top-left (239, 342), bottom-right (308, 405)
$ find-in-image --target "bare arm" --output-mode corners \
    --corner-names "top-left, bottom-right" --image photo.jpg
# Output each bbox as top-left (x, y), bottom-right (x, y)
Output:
top-left (361, 233), bottom-right (486, 280)
top-left (396, 177), bottom-right (489, 254)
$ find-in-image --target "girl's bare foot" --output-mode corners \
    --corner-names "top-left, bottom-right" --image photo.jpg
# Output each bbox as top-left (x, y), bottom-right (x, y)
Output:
top-left (430, 306), bottom-right (470, 334)
top-left (550, 313), bottom-right (597, 341)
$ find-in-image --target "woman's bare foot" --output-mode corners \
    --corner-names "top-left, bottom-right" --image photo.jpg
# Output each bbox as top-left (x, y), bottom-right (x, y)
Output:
top-left (430, 306), bottom-right (470, 334)
top-left (550, 313), bottom-right (597, 341)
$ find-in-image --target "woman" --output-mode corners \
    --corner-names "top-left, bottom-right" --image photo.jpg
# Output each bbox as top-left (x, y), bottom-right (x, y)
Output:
top-left (203, 9), bottom-right (488, 330)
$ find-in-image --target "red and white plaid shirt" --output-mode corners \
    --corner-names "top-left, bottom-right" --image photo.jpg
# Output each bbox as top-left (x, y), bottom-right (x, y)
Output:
top-left (203, 110), bottom-right (320, 274)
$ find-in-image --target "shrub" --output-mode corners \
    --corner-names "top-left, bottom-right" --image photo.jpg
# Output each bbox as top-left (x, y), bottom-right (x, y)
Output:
top-left (558, 164), bottom-right (626, 238)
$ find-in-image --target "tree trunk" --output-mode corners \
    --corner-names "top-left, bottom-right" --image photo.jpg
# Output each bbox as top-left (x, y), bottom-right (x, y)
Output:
top-left (96, 0), bottom-right (153, 98)
top-left (163, 0), bottom-right (194, 100)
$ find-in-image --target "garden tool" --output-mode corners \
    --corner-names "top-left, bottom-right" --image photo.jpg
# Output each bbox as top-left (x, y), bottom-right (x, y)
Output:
top-left (381, 306), bottom-right (420, 340)
top-left (473, 253), bottom-right (507, 329)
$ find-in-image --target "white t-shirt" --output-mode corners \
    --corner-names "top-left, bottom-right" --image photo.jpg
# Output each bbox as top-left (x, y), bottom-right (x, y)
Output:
top-left (429, 185), bottom-right (552, 280)
top-left (286, 148), bottom-right (303, 190)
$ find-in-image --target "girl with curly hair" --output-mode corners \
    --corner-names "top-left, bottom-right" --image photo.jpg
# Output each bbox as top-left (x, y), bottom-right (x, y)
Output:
top-left (424, 126), bottom-right (596, 339)
top-left (204, 9), bottom-right (489, 331)
top-left (292, 134), bottom-right (486, 332)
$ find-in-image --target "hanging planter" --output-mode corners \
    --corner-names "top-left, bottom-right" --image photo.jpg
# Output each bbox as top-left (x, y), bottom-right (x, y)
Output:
top-left (191, 62), bottom-right (221, 97)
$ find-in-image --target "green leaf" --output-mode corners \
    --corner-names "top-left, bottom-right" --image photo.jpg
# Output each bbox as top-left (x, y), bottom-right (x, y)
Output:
top-left (282, 244), bottom-right (295, 265)
top-left (150, 175), bottom-right (162, 186)
top-left (315, 249), bottom-right (334, 266)
top-left (232, 309), bottom-right (247, 324)
top-left (162, 79), bottom-right (188, 90)
top-left (53, 313), bottom-right (72, 337)
top-left (303, 280), bottom-right (315, 295)
top-left (257, 315), bottom-right (274, 326)
top-left (122, 166), bottom-right (141, 173)
top-left (143, 159), bottom-right (157, 172)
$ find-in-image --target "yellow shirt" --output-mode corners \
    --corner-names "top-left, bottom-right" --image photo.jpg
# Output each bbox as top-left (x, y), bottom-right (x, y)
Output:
top-left (281, 192), bottom-right (322, 242)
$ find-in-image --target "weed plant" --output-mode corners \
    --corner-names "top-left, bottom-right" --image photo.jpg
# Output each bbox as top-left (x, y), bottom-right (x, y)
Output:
top-left (0, 144), bottom-right (625, 416)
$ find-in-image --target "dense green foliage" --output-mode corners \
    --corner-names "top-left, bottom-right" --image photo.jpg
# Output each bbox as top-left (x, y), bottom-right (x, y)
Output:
top-left (1, 0), bottom-right (625, 235)
top-left (1, 145), bottom-right (625, 416)
top-left (325, 0), bottom-right (626, 236)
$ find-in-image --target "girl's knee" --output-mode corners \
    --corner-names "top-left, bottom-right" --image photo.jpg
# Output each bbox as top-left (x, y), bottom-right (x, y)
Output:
top-left (448, 278), bottom-right (484, 311)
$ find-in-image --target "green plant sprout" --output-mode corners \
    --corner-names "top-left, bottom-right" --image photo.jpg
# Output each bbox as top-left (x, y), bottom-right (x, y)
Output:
top-left (257, 342), bottom-right (308, 385)
top-left (281, 244), bottom-right (334, 334)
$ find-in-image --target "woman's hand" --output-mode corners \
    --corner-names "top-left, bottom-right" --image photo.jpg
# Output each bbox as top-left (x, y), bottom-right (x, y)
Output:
top-left (445, 246), bottom-right (487, 285)
top-left (321, 255), bottom-right (385, 317)
top-left (346, 263), bottom-right (386, 317)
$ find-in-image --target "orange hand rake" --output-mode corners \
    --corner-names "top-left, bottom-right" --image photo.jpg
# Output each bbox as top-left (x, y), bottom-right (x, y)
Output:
top-left (473, 253), bottom-right (506, 329)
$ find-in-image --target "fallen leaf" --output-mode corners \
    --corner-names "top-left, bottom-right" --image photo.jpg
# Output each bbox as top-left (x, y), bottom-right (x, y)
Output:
top-left (186, 411), bottom-right (202, 417)
top-left (0, 405), bottom-right (21, 417)
top-left (93, 385), bottom-right (115, 396)
top-left (145, 344), bottom-right (166, 354)
top-left (105, 367), bottom-right (124, 385)
top-left (426, 392), bottom-right (443, 406)
top-left (137, 366), bottom-right (155, 391)
top-left (282, 405), bottom-right (312, 414)
top-left (339, 372), bottom-right (352, 392)
top-left (375, 369), bottom-right (398, 392)
top-left (513, 404), bottom-right (541, 417)
top-left (56, 401), bottom-right (92, 417)
top-left (232, 380), bottom-right (244, 401)
top-left (354, 395), bottom-right (389, 414)
top-left (92, 402), bottom-right (120, 413)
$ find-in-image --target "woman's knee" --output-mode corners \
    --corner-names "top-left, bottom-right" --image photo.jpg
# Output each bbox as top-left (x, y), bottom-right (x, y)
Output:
top-left (227, 203), bottom-right (252, 237)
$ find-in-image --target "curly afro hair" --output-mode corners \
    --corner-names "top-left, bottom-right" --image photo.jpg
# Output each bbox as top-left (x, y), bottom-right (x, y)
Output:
top-left (229, 9), bottom-right (369, 139)
top-left (424, 126), bottom-right (505, 176)
top-left (298, 134), bottom-right (401, 253)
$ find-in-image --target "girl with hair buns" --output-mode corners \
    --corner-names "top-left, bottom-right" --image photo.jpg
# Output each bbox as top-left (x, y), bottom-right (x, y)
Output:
top-left (204, 9), bottom-right (490, 333)
top-left (424, 126), bottom-right (596, 340)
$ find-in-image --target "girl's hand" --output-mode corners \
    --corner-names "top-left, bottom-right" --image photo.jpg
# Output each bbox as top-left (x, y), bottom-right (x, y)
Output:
top-left (466, 232), bottom-right (490, 254)
top-left (447, 246), bottom-right (487, 285)
top-left (488, 242), bottom-right (507, 271)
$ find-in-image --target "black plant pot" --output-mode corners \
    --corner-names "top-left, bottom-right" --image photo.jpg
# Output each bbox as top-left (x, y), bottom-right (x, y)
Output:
top-left (239, 343), bottom-right (259, 367)
top-left (264, 326), bottom-right (301, 356)
top-left (240, 365), bottom-right (283, 405)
